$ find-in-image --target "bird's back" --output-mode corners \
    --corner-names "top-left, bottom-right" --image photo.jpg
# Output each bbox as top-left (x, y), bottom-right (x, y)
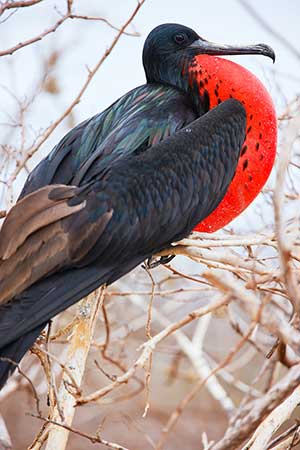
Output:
top-left (20, 84), bottom-right (197, 197)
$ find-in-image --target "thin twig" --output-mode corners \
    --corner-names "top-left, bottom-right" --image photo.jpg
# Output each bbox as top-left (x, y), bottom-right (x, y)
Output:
top-left (155, 315), bottom-right (261, 450)
top-left (76, 296), bottom-right (230, 405)
top-left (0, 0), bottom-right (42, 15)
top-left (32, 415), bottom-right (131, 450)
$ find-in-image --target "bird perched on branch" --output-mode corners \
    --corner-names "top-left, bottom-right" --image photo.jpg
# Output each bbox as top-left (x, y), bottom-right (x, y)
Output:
top-left (0, 23), bottom-right (277, 388)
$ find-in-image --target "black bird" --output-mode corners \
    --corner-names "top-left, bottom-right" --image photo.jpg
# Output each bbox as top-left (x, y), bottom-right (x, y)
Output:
top-left (0, 23), bottom-right (275, 388)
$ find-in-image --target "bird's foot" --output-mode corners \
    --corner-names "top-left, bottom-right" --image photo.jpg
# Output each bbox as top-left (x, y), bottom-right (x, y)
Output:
top-left (143, 254), bottom-right (175, 269)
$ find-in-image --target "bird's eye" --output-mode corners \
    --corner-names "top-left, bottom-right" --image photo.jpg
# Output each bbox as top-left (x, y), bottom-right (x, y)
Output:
top-left (174, 33), bottom-right (187, 45)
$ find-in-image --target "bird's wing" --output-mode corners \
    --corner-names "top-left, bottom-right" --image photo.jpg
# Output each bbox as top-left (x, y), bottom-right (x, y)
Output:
top-left (20, 84), bottom-right (196, 197)
top-left (1, 98), bottom-right (246, 307)
top-left (95, 99), bottom-right (247, 257)
top-left (0, 99), bottom-right (246, 354)
top-left (0, 185), bottom-right (84, 261)
top-left (0, 183), bottom-right (113, 305)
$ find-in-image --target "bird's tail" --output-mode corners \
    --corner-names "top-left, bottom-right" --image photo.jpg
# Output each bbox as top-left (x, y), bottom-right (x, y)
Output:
top-left (0, 324), bottom-right (45, 389)
top-left (0, 256), bottom-right (143, 389)
top-left (0, 264), bottom-right (109, 389)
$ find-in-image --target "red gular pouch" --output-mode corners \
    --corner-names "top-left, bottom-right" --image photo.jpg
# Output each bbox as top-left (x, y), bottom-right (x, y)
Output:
top-left (189, 55), bottom-right (277, 233)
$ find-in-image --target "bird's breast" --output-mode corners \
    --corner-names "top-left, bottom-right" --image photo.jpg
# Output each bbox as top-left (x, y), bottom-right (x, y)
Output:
top-left (188, 55), bottom-right (277, 232)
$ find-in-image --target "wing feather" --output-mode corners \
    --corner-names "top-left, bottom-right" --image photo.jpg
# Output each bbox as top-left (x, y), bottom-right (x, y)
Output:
top-left (0, 185), bottom-right (85, 260)
top-left (0, 184), bottom-right (113, 304)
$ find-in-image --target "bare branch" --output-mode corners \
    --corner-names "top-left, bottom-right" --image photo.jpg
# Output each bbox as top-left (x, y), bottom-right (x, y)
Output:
top-left (0, 10), bottom-right (70, 58)
top-left (32, 415), bottom-right (131, 450)
top-left (244, 385), bottom-right (300, 449)
top-left (76, 295), bottom-right (230, 405)
top-left (0, 0), bottom-right (42, 15)
top-left (43, 288), bottom-right (105, 450)
top-left (212, 364), bottom-right (300, 450)
top-left (69, 14), bottom-right (140, 37)
top-left (273, 115), bottom-right (300, 313)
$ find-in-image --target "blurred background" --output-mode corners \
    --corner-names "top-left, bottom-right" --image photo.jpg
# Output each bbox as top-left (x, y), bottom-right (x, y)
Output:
top-left (0, 1), bottom-right (299, 449)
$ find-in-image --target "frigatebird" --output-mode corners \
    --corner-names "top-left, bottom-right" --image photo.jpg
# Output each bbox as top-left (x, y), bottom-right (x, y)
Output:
top-left (0, 24), bottom-right (276, 388)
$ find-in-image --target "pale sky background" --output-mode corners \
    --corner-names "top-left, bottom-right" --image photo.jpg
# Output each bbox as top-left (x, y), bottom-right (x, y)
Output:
top-left (0, 0), bottom-right (299, 229)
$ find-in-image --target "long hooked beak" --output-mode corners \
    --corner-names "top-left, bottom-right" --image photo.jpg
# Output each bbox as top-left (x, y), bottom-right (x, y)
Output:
top-left (189, 39), bottom-right (276, 63)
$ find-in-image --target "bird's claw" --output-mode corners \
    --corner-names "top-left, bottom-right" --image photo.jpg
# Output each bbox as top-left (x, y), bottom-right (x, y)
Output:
top-left (143, 254), bottom-right (175, 269)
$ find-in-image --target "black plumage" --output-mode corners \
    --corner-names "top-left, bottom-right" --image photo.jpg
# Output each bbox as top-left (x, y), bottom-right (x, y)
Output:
top-left (0, 24), bottom-right (251, 388)
top-left (21, 85), bottom-right (199, 194)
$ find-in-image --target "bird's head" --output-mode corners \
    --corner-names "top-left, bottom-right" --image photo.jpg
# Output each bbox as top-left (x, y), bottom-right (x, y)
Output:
top-left (143, 23), bottom-right (275, 91)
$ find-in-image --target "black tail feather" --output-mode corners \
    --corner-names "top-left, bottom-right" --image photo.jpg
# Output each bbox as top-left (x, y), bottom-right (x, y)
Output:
top-left (0, 256), bottom-right (145, 389)
top-left (0, 324), bottom-right (45, 389)
top-left (0, 265), bottom-right (108, 390)
top-left (0, 264), bottom-right (112, 350)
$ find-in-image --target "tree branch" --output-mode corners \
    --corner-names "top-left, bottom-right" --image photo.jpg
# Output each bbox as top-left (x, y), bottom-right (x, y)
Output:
top-left (42, 288), bottom-right (105, 450)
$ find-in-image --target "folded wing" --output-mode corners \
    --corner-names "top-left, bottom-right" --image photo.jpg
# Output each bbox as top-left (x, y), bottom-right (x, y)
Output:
top-left (0, 99), bottom-right (246, 388)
